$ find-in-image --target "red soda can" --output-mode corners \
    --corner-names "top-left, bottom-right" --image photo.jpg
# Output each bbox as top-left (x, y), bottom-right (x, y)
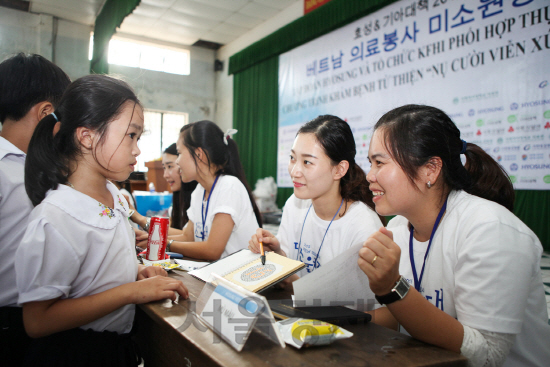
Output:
top-left (146, 216), bottom-right (169, 260)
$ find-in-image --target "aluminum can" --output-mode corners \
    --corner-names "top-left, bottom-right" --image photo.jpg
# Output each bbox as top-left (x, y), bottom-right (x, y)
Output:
top-left (146, 216), bottom-right (169, 260)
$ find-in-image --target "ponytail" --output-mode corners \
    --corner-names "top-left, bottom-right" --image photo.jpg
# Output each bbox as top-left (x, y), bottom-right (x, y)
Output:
top-left (25, 113), bottom-right (68, 206)
top-left (340, 162), bottom-right (382, 221)
top-left (25, 74), bottom-right (140, 206)
top-left (375, 104), bottom-right (515, 211)
top-left (180, 121), bottom-right (263, 227)
top-left (462, 144), bottom-right (514, 211)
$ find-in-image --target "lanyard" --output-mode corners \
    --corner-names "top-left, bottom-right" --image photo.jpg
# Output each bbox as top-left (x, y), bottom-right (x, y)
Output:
top-left (201, 174), bottom-right (220, 241)
top-left (297, 198), bottom-right (344, 271)
top-left (409, 197), bottom-right (448, 292)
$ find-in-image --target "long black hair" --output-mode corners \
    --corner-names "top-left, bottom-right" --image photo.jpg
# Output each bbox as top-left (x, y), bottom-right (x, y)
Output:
top-left (180, 121), bottom-right (262, 227)
top-left (25, 75), bottom-right (141, 206)
top-left (375, 104), bottom-right (515, 211)
top-left (298, 115), bottom-right (384, 223)
top-left (164, 143), bottom-right (197, 229)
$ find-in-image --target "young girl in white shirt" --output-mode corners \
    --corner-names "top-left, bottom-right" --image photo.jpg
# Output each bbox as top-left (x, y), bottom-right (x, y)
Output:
top-left (16, 75), bottom-right (188, 366)
top-left (249, 115), bottom-right (383, 278)
top-left (359, 104), bottom-right (549, 366)
top-left (166, 120), bottom-right (262, 260)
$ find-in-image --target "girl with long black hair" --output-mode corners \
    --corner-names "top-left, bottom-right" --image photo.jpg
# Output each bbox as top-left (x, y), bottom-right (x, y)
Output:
top-left (15, 75), bottom-right (188, 366)
top-left (166, 120), bottom-right (262, 260)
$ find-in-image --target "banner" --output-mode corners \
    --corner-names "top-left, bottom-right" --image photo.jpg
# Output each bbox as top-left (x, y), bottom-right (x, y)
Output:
top-left (278, 0), bottom-right (550, 189)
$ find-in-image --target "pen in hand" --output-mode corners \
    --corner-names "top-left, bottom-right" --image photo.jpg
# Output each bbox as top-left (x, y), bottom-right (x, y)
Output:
top-left (260, 241), bottom-right (265, 265)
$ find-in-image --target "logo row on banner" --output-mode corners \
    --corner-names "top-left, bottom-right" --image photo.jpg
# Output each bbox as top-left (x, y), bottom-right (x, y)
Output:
top-left (278, 0), bottom-right (549, 189)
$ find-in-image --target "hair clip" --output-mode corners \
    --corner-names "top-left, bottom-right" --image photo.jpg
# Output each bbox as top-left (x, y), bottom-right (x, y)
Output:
top-left (223, 128), bottom-right (238, 145)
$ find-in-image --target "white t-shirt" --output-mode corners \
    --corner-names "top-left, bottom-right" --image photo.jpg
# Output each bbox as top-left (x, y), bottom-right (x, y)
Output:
top-left (278, 194), bottom-right (383, 278)
top-left (16, 182), bottom-right (139, 334)
top-left (387, 190), bottom-right (550, 366)
top-left (0, 137), bottom-right (33, 307)
top-left (187, 175), bottom-right (259, 258)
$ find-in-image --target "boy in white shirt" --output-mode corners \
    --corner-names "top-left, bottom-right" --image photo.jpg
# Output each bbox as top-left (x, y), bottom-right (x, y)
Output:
top-left (0, 53), bottom-right (70, 366)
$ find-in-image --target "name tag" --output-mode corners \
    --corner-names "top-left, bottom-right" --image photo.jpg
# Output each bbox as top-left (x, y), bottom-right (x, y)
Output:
top-left (197, 273), bottom-right (285, 351)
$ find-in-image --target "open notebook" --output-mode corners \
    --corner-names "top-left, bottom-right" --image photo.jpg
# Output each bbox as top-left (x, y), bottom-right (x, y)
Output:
top-left (188, 249), bottom-right (305, 293)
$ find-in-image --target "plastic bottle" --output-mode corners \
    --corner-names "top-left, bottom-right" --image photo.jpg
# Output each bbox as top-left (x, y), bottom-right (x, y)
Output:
top-left (148, 182), bottom-right (155, 193)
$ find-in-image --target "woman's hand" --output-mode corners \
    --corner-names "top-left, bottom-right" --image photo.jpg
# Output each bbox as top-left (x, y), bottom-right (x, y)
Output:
top-left (134, 227), bottom-right (148, 250)
top-left (248, 228), bottom-right (283, 255)
top-left (358, 227), bottom-right (401, 296)
top-left (131, 276), bottom-right (189, 304)
top-left (137, 265), bottom-right (167, 280)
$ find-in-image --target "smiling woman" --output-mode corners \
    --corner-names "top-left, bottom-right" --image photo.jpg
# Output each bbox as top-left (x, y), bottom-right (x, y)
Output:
top-left (161, 143), bottom-right (197, 230)
top-left (249, 114), bottom-right (383, 280)
top-left (358, 104), bottom-right (550, 366)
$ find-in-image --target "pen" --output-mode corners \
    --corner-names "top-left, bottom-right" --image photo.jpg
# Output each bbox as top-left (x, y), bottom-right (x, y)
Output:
top-left (260, 241), bottom-right (265, 265)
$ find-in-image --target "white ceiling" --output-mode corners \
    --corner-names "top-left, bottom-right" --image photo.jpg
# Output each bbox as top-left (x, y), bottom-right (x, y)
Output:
top-left (28, 0), bottom-right (301, 47)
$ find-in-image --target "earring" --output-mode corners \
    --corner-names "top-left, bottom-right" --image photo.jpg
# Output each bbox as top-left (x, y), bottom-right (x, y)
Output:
top-left (427, 181), bottom-right (432, 188)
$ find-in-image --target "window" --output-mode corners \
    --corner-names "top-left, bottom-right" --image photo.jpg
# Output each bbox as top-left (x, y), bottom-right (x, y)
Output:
top-left (89, 35), bottom-right (190, 75)
top-left (136, 110), bottom-right (188, 172)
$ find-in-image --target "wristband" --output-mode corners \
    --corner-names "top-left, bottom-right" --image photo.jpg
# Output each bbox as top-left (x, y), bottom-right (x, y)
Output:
top-left (167, 239), bottom-right (174, 252)
top-left (144, 217), bottom-right (151, 232)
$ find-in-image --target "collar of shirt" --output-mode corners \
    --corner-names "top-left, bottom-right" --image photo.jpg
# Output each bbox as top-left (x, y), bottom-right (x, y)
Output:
top-left (0, 136), bottom-right (25, 160)
top-left (43, 181), bottom-right (130, 229)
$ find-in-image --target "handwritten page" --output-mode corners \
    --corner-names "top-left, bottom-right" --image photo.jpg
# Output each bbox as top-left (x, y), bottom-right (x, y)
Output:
top-left (293, 242), bottom-right (378, 311)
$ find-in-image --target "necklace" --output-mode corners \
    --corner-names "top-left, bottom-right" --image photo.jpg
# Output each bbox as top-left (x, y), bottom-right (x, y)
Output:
top-left (296, 198), bottom-right (344, 272)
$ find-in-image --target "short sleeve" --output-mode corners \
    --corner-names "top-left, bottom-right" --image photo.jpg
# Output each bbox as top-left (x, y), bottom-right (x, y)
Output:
top-left (210, 178), bottom-right (251, 230)
top-left (16, 217), bottom-right (81, 304)
top-left (454, 220), bottom-right (539, 333)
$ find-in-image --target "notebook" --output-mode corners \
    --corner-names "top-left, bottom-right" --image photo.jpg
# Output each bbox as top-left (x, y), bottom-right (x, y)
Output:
top-left (188, 249), bottom-right (305, 293)
top-left (268, 299), bottom-right (372, 326)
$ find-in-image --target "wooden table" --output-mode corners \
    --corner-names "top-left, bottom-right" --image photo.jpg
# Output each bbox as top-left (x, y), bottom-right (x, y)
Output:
top-left (135, 271), bottom-right (467, 367)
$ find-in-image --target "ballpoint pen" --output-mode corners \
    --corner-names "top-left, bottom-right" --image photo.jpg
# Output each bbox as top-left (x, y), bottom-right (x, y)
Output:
top-left (260, 241), bottom-right (266, 265)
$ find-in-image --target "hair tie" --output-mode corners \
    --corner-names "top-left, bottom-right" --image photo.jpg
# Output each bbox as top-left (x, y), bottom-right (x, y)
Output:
top-left (460, 139), bottom-right (467, 155)
top-left (223, 128), bottom-right (238, 145)
top-left (51, 112), bottom-right (58, 122)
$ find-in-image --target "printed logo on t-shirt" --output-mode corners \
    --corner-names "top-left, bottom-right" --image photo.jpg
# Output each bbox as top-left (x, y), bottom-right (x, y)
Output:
top-left (297, 241), bottom-right (320, 273)
top-left (195, 223), bottom-right (209, 241)
top-left (424, 288), bottom-right (445, 311)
